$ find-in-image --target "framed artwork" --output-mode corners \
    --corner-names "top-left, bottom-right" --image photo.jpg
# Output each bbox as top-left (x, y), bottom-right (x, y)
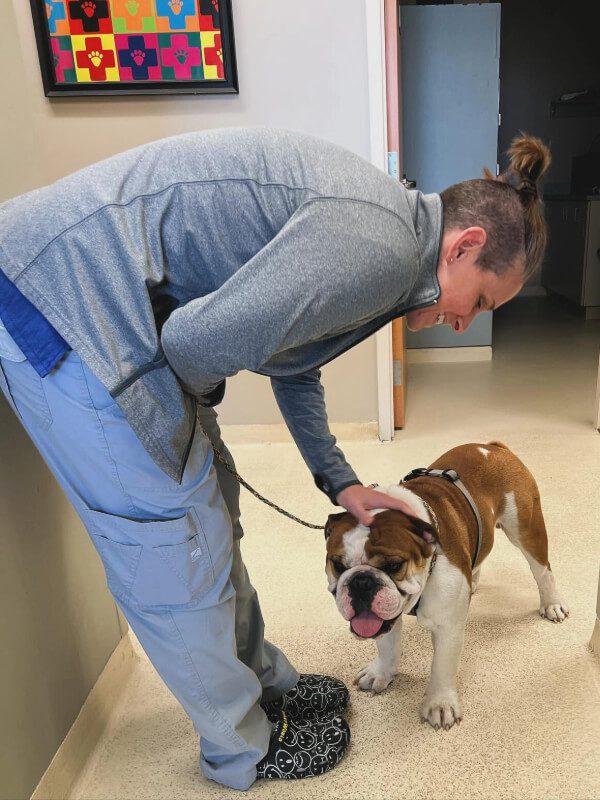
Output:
top-left (29, 0), bottom-right (238, 96)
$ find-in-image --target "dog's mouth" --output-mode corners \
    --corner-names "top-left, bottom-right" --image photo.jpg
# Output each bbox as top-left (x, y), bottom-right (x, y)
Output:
top-left (349, 610), bottom-right (399, 639)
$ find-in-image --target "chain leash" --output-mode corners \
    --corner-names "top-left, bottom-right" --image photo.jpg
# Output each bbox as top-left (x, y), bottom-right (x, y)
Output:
top-left (208, 428), bottom-right (444, 549)
top-left (209, 433), bottom-right (439, 586)
top-left (209, 442), bottom-right (326, 530)
top-left (209, 436), bottom-right (442, 569)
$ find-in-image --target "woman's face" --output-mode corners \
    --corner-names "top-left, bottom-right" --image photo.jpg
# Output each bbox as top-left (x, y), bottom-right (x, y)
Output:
top-left (405, 228), bottom-right (524, 333)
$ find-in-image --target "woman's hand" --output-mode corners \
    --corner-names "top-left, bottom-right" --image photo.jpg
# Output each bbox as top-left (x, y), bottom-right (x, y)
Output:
top-left (335, 484), bottom-right (414, 527)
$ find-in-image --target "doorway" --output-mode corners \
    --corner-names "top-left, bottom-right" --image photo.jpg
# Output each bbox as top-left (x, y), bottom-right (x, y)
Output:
top-left (395, 0), bottom-right (600, 432)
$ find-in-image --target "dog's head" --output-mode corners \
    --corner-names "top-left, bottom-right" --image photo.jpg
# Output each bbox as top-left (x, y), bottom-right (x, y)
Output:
top-left (324, 508), bottom-right (436, 639)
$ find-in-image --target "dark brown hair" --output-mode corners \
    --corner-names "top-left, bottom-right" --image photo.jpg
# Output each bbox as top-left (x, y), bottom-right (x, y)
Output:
top-left (440, 134), bottom-right (551, 281)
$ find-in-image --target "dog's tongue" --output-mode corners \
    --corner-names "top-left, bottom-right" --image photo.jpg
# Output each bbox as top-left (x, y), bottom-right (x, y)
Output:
top-left (350, 610), bottom-right (384, 638)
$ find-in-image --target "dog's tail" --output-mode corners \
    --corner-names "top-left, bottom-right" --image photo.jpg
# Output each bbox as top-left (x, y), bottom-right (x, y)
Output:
top-left (488, 440), bottom-right (509, 450)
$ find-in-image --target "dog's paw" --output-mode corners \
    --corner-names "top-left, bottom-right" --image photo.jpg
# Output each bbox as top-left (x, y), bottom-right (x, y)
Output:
top-left (420, 689), bottom-right (462, 730)
top-left (540, 601), bottom-right (569, 623)
top-left (353, 660), bottom-right (396, 694)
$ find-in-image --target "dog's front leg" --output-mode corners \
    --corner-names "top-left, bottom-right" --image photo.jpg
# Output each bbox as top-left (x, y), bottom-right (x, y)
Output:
top-left (420, 619), bottom-right (466, 729)
top-left (418, 565), bottom-right (470, 730)
top-left (354, 617), bottom-right (402, 694)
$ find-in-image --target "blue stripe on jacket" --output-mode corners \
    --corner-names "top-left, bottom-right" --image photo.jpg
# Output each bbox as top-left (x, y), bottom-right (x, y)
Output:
top-left (0, 269), bottom-right (69, 377)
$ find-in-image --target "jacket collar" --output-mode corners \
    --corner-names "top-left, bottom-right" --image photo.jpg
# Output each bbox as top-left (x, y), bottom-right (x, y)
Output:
top-left (401, 190), bottom-right (443, 311)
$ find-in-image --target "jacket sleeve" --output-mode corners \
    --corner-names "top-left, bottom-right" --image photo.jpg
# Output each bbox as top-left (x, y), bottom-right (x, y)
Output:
top-left (160, 197), bottom-right (404, 398)
top-left (160, 197), bottom-right (405, 501)
top-left (270, 369), bottom-right (362, 504)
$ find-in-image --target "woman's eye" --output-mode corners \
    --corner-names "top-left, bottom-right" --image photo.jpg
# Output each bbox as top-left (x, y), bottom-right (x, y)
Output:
top-left (384, 561), bottom-right (404, 574)
top-left (331, 560), bottom-right (346, 576)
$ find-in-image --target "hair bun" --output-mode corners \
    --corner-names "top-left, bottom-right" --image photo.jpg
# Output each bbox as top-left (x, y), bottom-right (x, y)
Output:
top-left (508, 133), bottom-right (551, 186)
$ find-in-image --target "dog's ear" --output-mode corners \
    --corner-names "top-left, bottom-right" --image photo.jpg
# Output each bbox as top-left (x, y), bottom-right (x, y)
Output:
top-left (408, 515), bottom-right (438, 545)
top-left (324, 511), bottom-right (348, 540)
top-left (324, 511), bottom-right (359, 540)
top-left (370, 510), bottom-right (436, 558)
top-left (405, 516), bottom-right (437, 560)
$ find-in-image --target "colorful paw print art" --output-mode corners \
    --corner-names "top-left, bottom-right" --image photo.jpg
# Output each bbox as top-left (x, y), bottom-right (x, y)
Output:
top-left (154, 0), bottom-right (197, 31)
top-left (72, 34), bottom-right (118, 80)
top-left (36, 0), bottom-right (235, 89)
top-left (160, 33), bottom-right (202, 79)
top-left (115, 34), bottom-right (160, 79)
top-left (67, 0), bottom-right (112, 34)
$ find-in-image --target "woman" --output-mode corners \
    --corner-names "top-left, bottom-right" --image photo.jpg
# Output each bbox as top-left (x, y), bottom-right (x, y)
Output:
top-left (0, 129), bottom-right (550, 789)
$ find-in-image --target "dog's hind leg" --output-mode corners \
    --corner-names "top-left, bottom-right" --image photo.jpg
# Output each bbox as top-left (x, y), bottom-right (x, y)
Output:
top-left (497, 490), bottom-right (569, 623)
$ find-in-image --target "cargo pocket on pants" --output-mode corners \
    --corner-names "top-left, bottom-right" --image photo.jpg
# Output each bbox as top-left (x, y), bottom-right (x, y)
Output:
top-left (81, 507), bottom-right (214, 610)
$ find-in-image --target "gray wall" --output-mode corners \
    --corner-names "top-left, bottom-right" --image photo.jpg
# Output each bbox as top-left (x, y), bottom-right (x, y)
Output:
top-left (0, 1), bottom-right (375, 798)
top-left (401, 0), bottom-right (600, 311)
top-left (498, 0), bottom-right (600, 289)
top-left (498, 0), bottom-right (600, 194)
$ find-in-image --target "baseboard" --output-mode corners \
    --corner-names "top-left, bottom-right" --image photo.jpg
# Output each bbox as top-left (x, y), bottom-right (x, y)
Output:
top-left (590, 618), bottom-right (600, 659)
top-left (30, 634), bottom-right (138, 800)
top-left (407, 346), bottom-right (492, 364)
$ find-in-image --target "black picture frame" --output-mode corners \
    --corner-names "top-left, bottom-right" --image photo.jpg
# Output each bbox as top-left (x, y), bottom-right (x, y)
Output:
top-left (29, 0), bottom-right (238, 96)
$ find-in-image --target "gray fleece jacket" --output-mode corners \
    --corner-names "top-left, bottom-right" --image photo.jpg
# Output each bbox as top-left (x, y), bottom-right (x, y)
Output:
top-left (0, 127), bottom-right (442, 500)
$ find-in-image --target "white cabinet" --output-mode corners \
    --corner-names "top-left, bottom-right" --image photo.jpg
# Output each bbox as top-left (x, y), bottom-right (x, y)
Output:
top-left (542, 197), bottom-right (600, 319)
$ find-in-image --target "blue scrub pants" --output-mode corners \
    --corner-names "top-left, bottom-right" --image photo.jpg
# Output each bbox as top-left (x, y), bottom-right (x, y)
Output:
top-left (0, 324), bottom-right (298, 791)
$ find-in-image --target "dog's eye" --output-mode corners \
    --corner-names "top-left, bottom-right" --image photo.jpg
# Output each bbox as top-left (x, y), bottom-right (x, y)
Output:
top-left (331, 559), bottom-right (346, 576)
top-left (384, 560), bottom-right (404, 574)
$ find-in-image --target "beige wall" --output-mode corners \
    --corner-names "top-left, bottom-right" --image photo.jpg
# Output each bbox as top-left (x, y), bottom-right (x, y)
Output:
top-left (1, 1), bottom-right (378, 797)
top-left (1, 5), bottom-right (126, 799)
top-left (0, 396), bottom-right (125, 800)
top-left (4, 0), bottom-right (379, 426)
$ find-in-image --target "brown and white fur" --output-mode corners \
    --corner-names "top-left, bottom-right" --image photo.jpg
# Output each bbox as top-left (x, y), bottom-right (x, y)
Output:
top-left (324, 442), bottom-right (569, 730)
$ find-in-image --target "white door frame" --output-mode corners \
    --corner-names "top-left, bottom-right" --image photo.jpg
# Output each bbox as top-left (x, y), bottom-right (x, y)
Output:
top-left (365, 0), bottom-right (394, 442)
top-left (595, 352), bottom-right (600, 430)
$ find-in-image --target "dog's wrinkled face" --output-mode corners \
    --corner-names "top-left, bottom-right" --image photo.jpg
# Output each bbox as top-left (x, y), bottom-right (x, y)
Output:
top-left (324, 509), bottom-right (436, 639)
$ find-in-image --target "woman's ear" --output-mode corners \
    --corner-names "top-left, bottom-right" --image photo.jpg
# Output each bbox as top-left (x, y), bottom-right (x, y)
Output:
top-left (455, 226), bottom-right (487, 256)
top-left (444, 227), bottom-right (486, 265)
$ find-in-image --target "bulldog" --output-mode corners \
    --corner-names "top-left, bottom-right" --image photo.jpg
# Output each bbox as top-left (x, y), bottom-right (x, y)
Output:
top-left (324, 441), bottom-right (569, 730)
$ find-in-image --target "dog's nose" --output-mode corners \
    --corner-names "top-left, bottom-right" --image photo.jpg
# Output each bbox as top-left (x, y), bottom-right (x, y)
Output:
top-left (348, 571), bottom-right (377, 595)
